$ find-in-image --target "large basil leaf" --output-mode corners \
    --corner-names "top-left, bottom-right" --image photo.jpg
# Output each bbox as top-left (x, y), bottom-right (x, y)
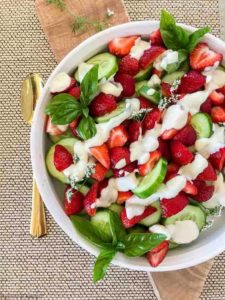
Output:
top-left (80, 64), bottom-right (99, 106)
top-left (45, 93), bottom-right (82, 124)
top-left (109, 210), bottom-right (126, 246)
top-left (123, 233), bottom-right (166, 257)
top-left (77, 116), bottom-right (97, 140)
top-left (93, 248), bottom-right (116, 283)
top-left (187, 27), bottom-right (211, 52)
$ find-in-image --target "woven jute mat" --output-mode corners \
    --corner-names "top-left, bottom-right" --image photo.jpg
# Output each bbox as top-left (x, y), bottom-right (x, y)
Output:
top-left (0, 0), bottom-right (225, 299)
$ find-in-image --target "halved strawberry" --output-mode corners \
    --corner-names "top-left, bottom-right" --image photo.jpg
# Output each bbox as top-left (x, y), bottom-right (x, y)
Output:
top-left (217, 86), bottom-right (225, 95)
top-left (190, 43), bottom-right (223, 71)
top-left (165, 162), bottom-right (179, 181)
top-left (139, 46), bottom-right (166, 69)
top-left (117, 191), bottom-right (133, 204)
top-left (161, 82), bottom-right (172, 97)
top-left (173, 125), bottom-right (197, 146)
top-left (192, 180), bottom-right (215, 202)
top-left (196, 162), bottom-right (217, 181)
top-left (183, 181), bottom-right (198, 195)
top-left (138, 150), bottom-right (161, 176)
top-left (158, 138), bottom-right (171, 161)
top-left (54, 145), bottom-right (73, 171)
top-left (69, 118), bottom-right (79, 137)
top-left (68, 86), bottom-right (81, 98)
top-left (98, 179), bottom-right (108, 197)
top-left (112, 162), bottom-right (137, 177)
top-left (209, 91), bottom-right (225, 105)
top-left (177, 71), bottom-right (206, 94)
top-left (121, 206), bottom-right (157, 228)
top-left (84, 182), bottom-right (99, 216)
top-left (108, 36), bottom-right (139, 56)
top-left (170, 141), bottom-right (194, 166)
top-left (119, 55), bottom-right (139, 75)
top-left (146, 241), bottom-right (169, 267)
top-left (161, 192), bottom-right (189, 217)
top-left (127, 120), bottom-right (141, 142)
top-left (161, 128), bottom-right (178, 140)
top-left (150, 29), bottom-right (164, 46)
top-left (89, 144), bottom-right (110, 169)
top-left (209, 147), bottom-right (225, 171)
top-left (91, 163), bottom-right (108, 182)
top-left (64, 186), bottom-right (84, 215)
top-left (200, 97), bottom-right (212, 114)
top-left (46, 117), bottom-right (64, 136)
top-left (114, 73), bottom-right (135, 97)
top-left (107, 125), bottom-right (128, 148)
top-left (139, 96), bottom-right (156, 109)
top-left (110, 147), bottom-right (130, 169)
top-left (211, 106), bottom-right (225, 122)
top-left (143, 108), bottom-right (161, 131)
top-left (90, 93), bottom-right (117, 117)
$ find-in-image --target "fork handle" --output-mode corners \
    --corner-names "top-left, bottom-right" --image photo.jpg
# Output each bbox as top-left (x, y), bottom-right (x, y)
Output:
top-left (30, 178), bottom-right (47, 237)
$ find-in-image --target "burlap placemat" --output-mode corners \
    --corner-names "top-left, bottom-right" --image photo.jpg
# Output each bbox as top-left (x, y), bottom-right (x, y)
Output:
top-left (0, 1), bottom-right (225, 299)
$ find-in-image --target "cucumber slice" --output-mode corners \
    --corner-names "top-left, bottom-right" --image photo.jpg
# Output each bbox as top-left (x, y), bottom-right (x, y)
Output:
top-left (162, 71), bottom-right (185, 85)
top-left (133, 158), bottom-right (168, 199)
top-left (86, 53), bottom-right (118, 80)
top-left (190, 112), bottom-right (213, 138)
top-left (77, 184), bottom-right (90, 196)
top-left (164, 50), bottom-right (188, 74)
top-left (179, 60), bottom-right (190, 73)
top-left (135, 80), bottom-right (148, 95)
top-left (128, 225), bottom-right (146, 233)
top-left (91, 210), bottom-right (113, 242)
top-left (95, 101), bottom-right (126, 123)
top-left (139, 86), bottom-right (161, 104)
top-left (139, 200), bottom-right (162, 226)
top-left (109, 203), bottom-right (123, 215)
top-left (46, 138), bottom-right (78, 183)
top-left (49, 129), bottom-right (74, 144)
top-left (163, 205), bottom-right (206, 230)
top-left (134, 65), bottom-right (153, 82)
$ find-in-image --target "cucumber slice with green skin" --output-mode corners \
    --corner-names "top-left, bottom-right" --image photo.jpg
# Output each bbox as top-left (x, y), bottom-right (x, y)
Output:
top-left (86, 53), bottom-right (118, 81)
top-left (139, 200), bottom-right (162, 226)
top-left (133, 158), bottom-right (168, 199)
top-left (163, 205), bottom-right (206, 231)
top-left (190, 112), bottom-right (213, 138)
top-left (135, 80), bottom-right (148, 95)
top-left (77, 184), bottom-right (90, 196)
top-left (139, 86), bottom-right (161, 105)
top-left (162, 71), bottom-right (185, 85)
top-left (95, 101), bottom-right (126, 123)
top-left (46, 138), bottom-right (78, 184)
top-left (164, 50), bottom-right (188, 74)
top-left (109, 203), bottom-right (123, 215)
top-left (91, 210), bottom-right (113, 242)
top-left (128, 225), bottom-right (146, 234)
top-left (49, 129), bottom-right (74, 144)
top-left (134, 65), bottom-right (153, 82)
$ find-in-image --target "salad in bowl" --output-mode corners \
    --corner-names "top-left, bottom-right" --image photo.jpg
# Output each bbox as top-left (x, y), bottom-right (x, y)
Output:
top-left (39, 10), bottom-right (225, 281)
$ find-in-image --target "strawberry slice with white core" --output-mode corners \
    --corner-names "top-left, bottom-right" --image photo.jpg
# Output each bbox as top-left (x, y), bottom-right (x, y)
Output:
top-left (146, 240), bottom-right (169, 267)
top-left (54, 145), bottom-right (73, 171)
top-left (49, 72), bottom-right (75, 94)
top-left (108, 36), bottom-right (139, 57)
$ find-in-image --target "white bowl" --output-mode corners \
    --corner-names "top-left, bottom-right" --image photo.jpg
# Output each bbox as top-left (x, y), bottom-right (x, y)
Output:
top-left (31, 21), bottom-right (225, 272)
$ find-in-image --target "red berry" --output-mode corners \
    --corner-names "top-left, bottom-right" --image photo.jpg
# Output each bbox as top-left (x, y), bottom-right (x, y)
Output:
top-left (108, 36), bottom-right (139, 57)
top-left (54, 145), bottom-right (73, 171)
top-left (69, 118), bottom-right (79, 137)
top-left (147, 241), bottom-right (169, 267)
top-left (107, 125), bottom-right (128, 148)
top-left (91, 163), bottom-right (108, 182)
top-left (173, 125), bottom-right (197, 146)
top-left (196, 162), bottom-right (217, 181)
top-left (150, 29), bottom-right (164, 46)
top-left (117, 191), bottom-right (133, 204)
top-left (200, 98), bottom-right (212, 114)
top-left (119, 55), bottom-right (139, 75)
top-left (158, 138), bottom-right (171, 161)
top-left (142, 108), bottom-right (161, 131)
top-left (89, 144), bottom-right (110, 169)
top-left (114, 73), bottom-right (135, 97)
top-left (90, 93), bottom-right (117, 117)
top-left (127, 120), bottom-right (142, 142)
top-left (121, 206), bottom-right (157, 228)
top-left (161, 82), bottom-right (172, 97)
top-left (64, 187), bottom-right (84, 215)
top-left (68, 86), bottom-right (81, 98)
top-left (139, 46), bottom-right (166, 69)
top-left (165, 163), bottom-right (179, 181)
top-left (138, 150), bottom-right (161, 176)
top-left (177, 71), bottom-right (206, 94)
top-left (170, 141), bottom-right (194, 166)
top-left (161, 192), bottom-right (189, 217)
top-left (217, 86), bottom-right (225, 95)
top-left (192, 180), bottom-right (215, 202)
top-left (211, 106), bottom-right (225, 123)
top-left (209, 91), bottom-right (225, 105)
top-left (182, 181), bottom-right (198, 195)
top-left (112, 162), bottom-right (137, 178)
top-left (110, 147), bottom-right (131, 169)
top-left (139, 96), bottom-right (155, 109)
top-left (209, 147), bottom-right (225, 171)
top-left (152, 68), bottom-right (164, 78)
top-left (161, 128), bottom-right (178, 140)
top-left (84, 182), bottom-right (99, 216)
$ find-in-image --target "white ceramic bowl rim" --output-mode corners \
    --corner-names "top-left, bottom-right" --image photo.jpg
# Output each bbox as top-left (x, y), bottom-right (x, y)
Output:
top-left (31, 21), bottom-right (225, 272)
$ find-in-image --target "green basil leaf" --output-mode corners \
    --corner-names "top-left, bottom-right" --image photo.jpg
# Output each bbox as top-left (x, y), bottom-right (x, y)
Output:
top-left (187, 27), bottom-right (211, 52)
top-left (160, 10), bottom-right (189, 50)
top-left (109, 211), bottom-right (127, 245)
top-left (77, 116), bottom-right (97, 140)
top-left (45, 93), bottom-right (82, 125)
top-left (81, 64), bottom-right (99, 105)
top-left (82, 106), bottom-right (89, 118)
top-left (93, 248), bottom-right (116, 283)
top-left (70, 215), bottom-right (113, 249)
top-left (123, 233), bottom-right (166, 257)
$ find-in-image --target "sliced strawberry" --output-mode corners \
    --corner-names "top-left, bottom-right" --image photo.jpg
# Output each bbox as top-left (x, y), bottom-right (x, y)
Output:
top-left (107, 125), bottom-right (128, 148)
top-left (69, 118), bottom-right (79, 137)
top-left (121, 206), bottom-right (157, 228)
top-left (209, 147), bottom-right (225, 171)
top-left (98, 179), bottom-right (108, 197)
top-left (173, 125), bottom-right (197, 146)
top-left (152, 68), bottom-right (164, 78)
top-left (165, 162), bottom-right (179, 181)
top-left (46, 117), bottom-right (64, 136)
top-left (54, 145), bottom-right (73, 171)
top-left (119, 55), bottom-right (139, 76)
top-left (90, 93), bottom-right (117, 117)
top-left (183, 181), bottom-right (198, 195)
top-left (64, 187), bottom-right (84, 215)
top-left (112, 162), bottom-right (137, 177)
top-left (139, 46), bottom-right (166, 69)
top-left (217, 86), bottom-right (225, 95)
top-left (117, 191), bottom-right (133, 204)
top-left (200, 97), bottom-right (212, 114)
top-left (143, 108), bottom-right (161, 131)
top-left (110, 147), bottom-right (130, 169)
top-left (177, 71), bottom-right (206, 94)
top-left (209, 91), bottom-right (225, 105)
top-left (114, 73), bottom-right (135, 97)
top-left (146, 241), bottom-right (169, 267)
top-left (170, 141), bottom-right (194, 166)
top-left (138, 150), bottom-right (161, 176)
top-left (158, 138), bottom-right (171, 161)
top-left (161, 192), bottom-right (189, 217)
top-left (150, 29), bottom-right (164, 46)
top-left (211, 106), bottom-right (225, 123)
top-left (139, 96), bottom-right (156, 109)
top-left (84, 182), bottom-right (99, 216)
top-left (68, 86), bottom-right (81, 98)
top-left (108, 36), bottom-right (139, 57)
top-left (161, 128), bottom-right (178, 140)
top-left (127, 120), bottom-right (141, 142)
top-left (91, 163), bottom-right (108, 182)
top-left (192, 180), bottom-right (215, 202)
top-left (190, 43), bottom-right (223, 71)
top-left (196, 162), bottom-right (217, 181)
top-left (161, 82), bottom-right (172, 97)
top-left (89, 144), bottom-right (110, 169)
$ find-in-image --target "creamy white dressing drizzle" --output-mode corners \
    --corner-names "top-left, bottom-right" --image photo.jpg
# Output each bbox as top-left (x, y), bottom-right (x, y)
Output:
top-left (178, 154), bottom-right (208, 180)
top-left (153, 50), bottom-right (178, 71)
top-left (49, 72), bottom-right (71, 93)
top-left (129, 38), bottom-right (151, 60)
top-left (147, 74), bottom-right (161, 88)
top-left (149, 224), bottom-right (171, 240)
top-left (99, 81), bottom-right (123, 97)
top-left (161, 104), bottom-right (188, 133)
top-left (205, 173), bottom-right (225, 207)
top-left (166, 220), bottom-right (199, 244)
top-left (204, 69), bottom-right (225, 92)
top-left (179, 91), bottom-right (209, 115)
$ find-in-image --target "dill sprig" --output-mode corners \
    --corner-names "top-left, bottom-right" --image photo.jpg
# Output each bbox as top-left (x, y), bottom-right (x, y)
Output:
top-left (46, 0), bottom-right (66, 10)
